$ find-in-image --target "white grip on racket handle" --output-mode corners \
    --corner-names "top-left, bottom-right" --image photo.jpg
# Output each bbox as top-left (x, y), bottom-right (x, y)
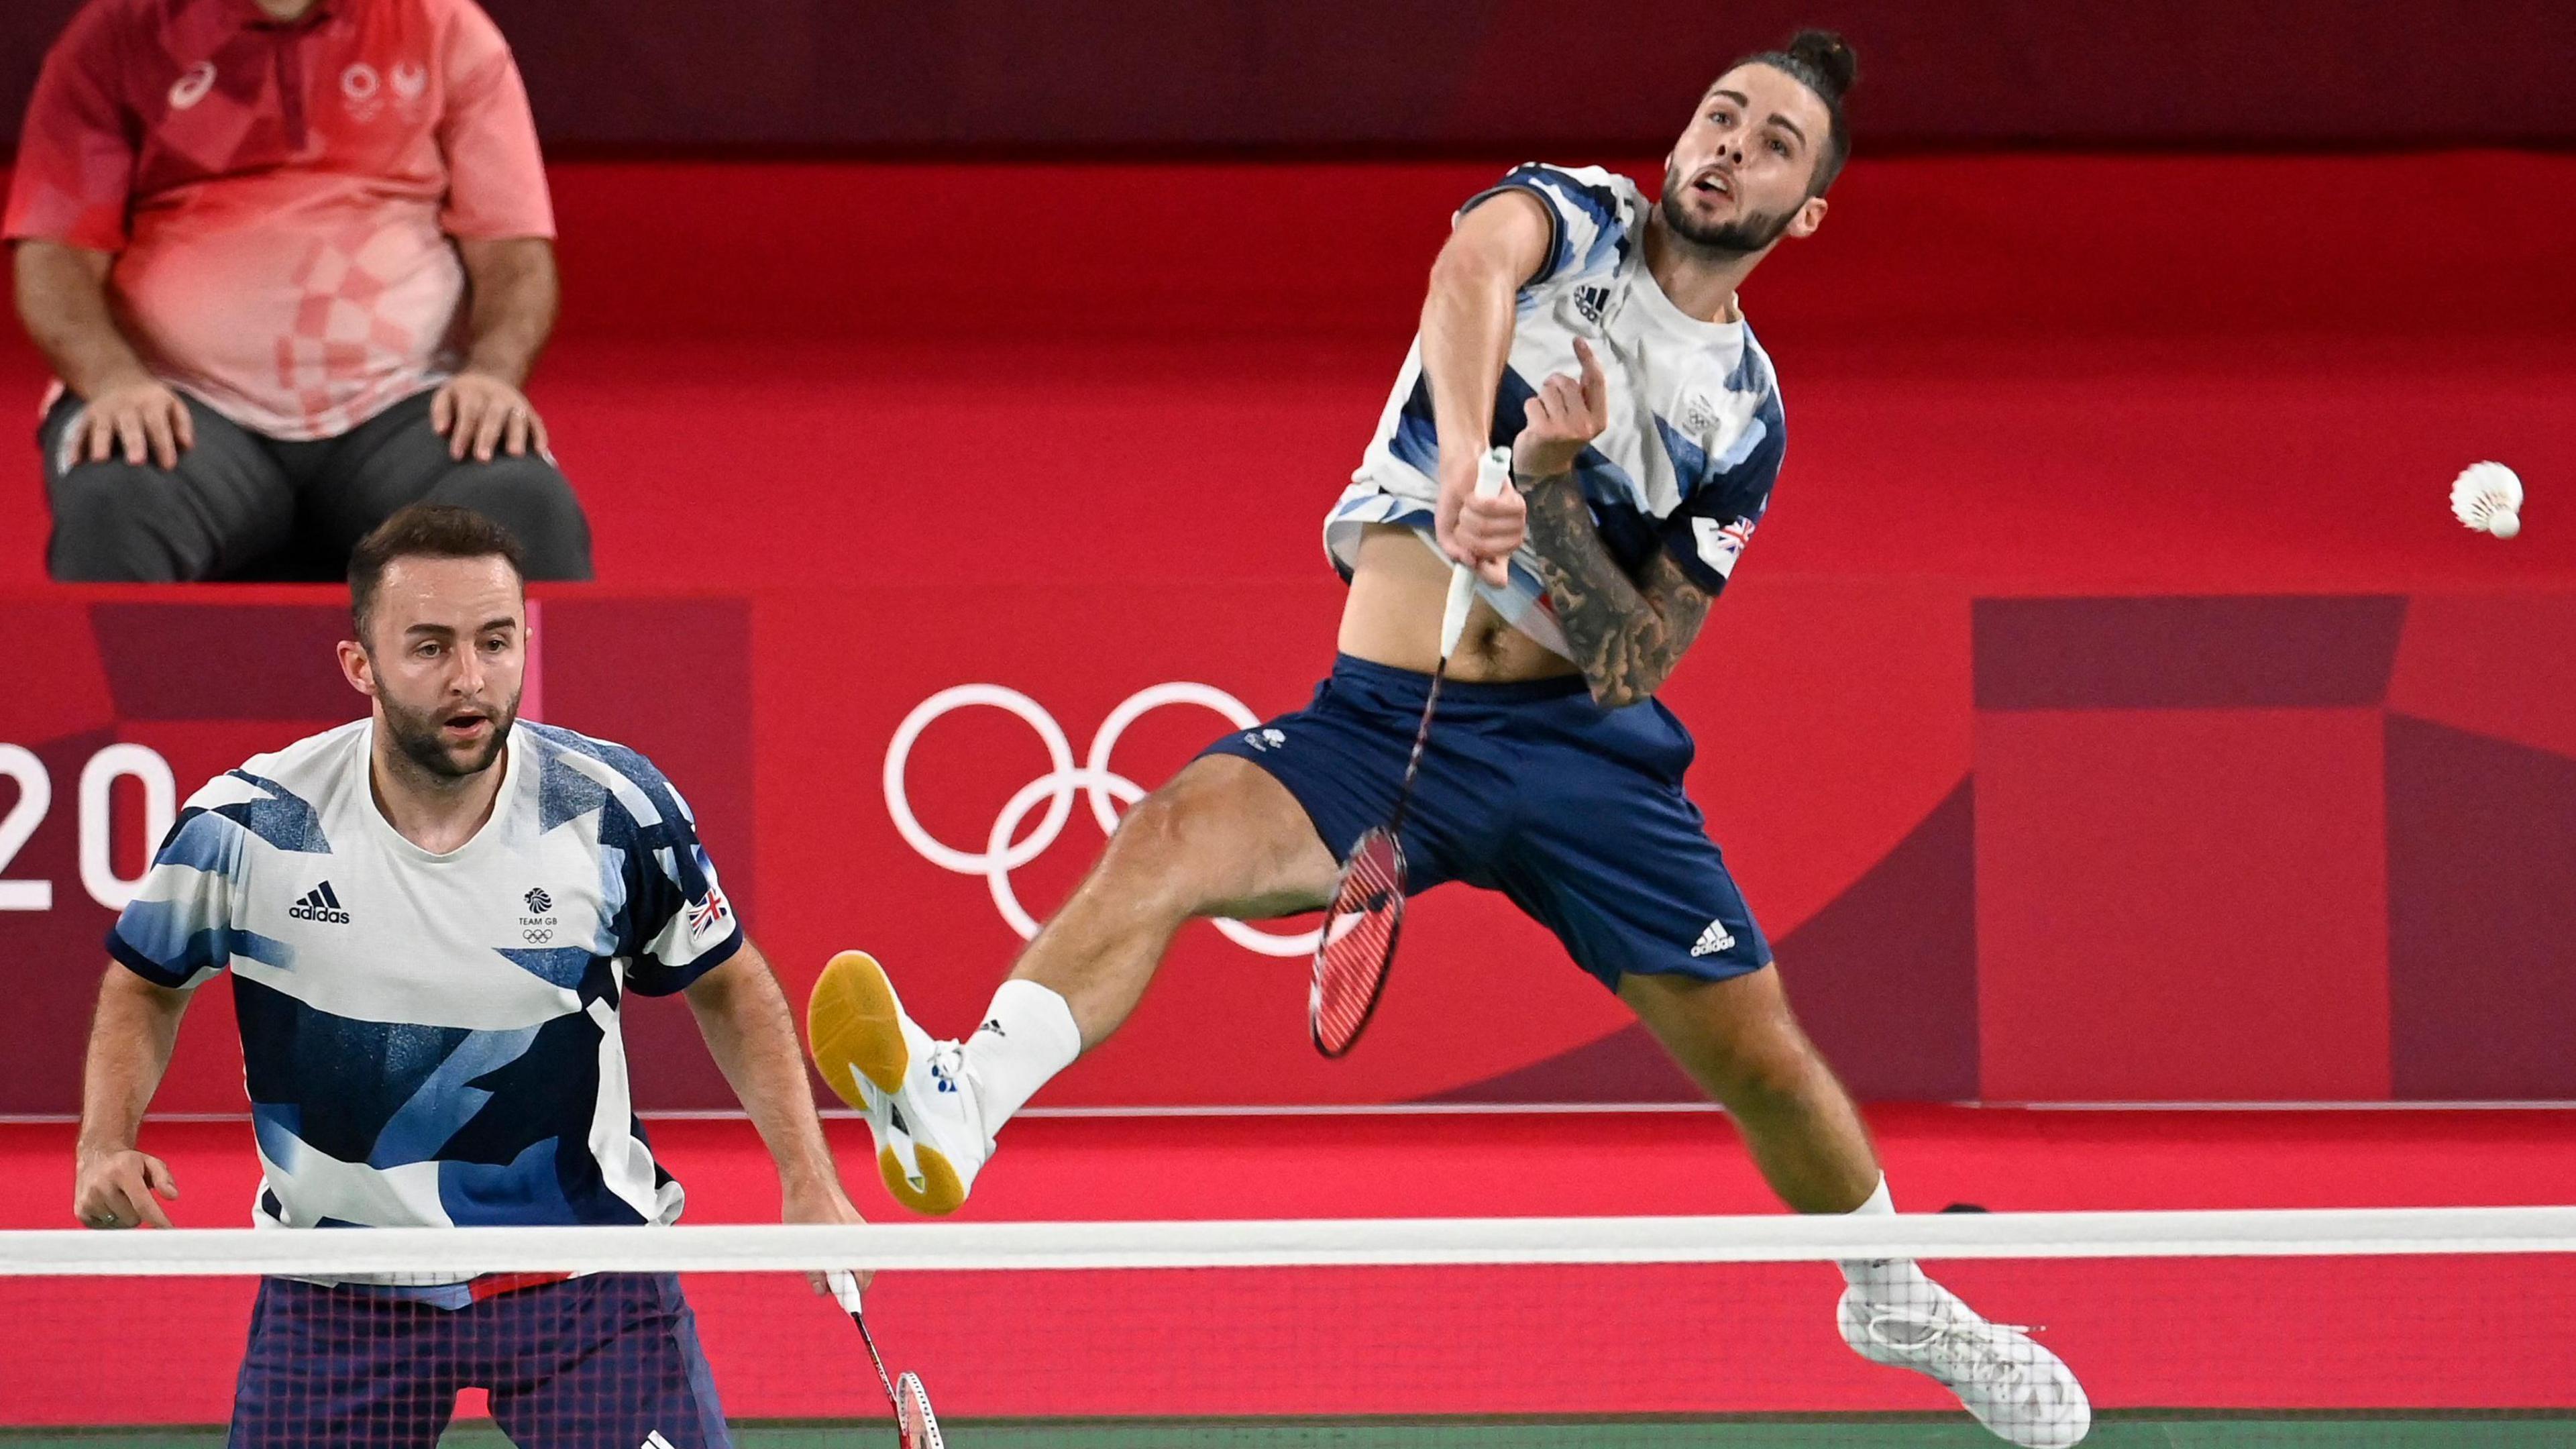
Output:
top-left (827, 1269), bottom-right (865, 1315)
top-left (1440, 448), bottom-right (1512, 660)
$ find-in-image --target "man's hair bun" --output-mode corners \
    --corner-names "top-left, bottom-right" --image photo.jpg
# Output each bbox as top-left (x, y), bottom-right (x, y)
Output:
top-left (1784, 29), bottom-right (1857, 104)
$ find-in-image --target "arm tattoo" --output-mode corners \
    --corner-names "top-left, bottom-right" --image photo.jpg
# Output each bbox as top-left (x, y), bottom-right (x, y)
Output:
top-left (1520, 481), bottom-right (1714, 708)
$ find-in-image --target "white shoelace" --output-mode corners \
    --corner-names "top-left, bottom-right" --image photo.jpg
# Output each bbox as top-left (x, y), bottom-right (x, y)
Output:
top-left (924, 1041), bottom-right (994, 1150)
top-left (1862, 1306), bottom-right (2045, 1401)
top-left (883, 1044), bottom-right (973, 1190)
top-left (926, 1040), bottom-right (967, 1095)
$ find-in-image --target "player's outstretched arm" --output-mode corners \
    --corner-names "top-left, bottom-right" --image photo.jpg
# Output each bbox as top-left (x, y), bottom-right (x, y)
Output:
top-left (72, 966), bottom-right (193, 1229)
top-left (683, 941), bottom-right (863, 1226)
top-left (1421, 191), bottom-right (1553, 584)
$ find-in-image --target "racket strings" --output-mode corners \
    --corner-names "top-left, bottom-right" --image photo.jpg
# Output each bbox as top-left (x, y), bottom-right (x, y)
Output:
top-left (1308, 660), bottom-right (1450, 1057)
top-left (1313, 830), bottom-right (1405, 1055)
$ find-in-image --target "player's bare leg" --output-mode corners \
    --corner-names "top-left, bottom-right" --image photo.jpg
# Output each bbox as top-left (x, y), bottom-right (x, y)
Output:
top-left (1623, 964), bottom-right (2089, 1447)
top-left (1619, 967), bottom-right (1880, 1212)
top-left (812, 755), bottom-right (1336, 1214)
top-left (1010, 755), bottom-right (1338, 1047)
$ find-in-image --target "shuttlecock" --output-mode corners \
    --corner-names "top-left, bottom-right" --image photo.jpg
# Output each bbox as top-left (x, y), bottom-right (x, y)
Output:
top-left (2451, 462), bottom-right (2523, 539)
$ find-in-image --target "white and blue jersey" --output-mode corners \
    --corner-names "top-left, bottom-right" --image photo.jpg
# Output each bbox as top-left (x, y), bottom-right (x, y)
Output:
top-left (107, 719), bottom-right (743, 1234)
top-left (1328, 162), bottom-right (1786, 657)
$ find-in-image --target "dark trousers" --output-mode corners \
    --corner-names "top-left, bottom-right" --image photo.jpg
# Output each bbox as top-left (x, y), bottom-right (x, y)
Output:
top-left (40, 387), bottom-right (594, 582)
top-left (227, 1274), bottom-right (732, 1448)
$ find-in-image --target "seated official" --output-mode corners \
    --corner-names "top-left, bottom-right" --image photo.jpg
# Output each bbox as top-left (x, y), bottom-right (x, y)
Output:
top-left (6, 0), bottom-right (592, 582)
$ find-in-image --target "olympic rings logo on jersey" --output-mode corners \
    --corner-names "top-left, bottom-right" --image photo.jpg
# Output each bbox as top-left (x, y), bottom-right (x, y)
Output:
top-left (884, 683), bottom-right (1330, 959)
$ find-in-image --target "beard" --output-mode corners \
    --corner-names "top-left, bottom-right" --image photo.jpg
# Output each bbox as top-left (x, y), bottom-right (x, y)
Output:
top-left (1660, 159), bottom-right (1800, 256)
top-left (378, 682), bottom-right (519, 780)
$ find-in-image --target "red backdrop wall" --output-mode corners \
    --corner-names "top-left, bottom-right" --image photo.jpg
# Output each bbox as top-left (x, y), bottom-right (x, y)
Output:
top-left (7, 581), bottom-right (2576, 1114)
top-left (3, 153), bottom-right (2573, 1111)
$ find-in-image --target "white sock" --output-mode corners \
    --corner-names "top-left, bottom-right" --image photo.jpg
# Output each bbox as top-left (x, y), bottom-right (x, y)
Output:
top-left (959, 979), bottom-right (1081, 1135)
top-left (1837, 1175), bottom-right (1933, 1304)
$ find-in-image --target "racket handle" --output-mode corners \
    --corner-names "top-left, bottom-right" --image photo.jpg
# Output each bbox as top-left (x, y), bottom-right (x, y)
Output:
top-left (827, 1269), bottom-right (865, 1315)
top-left (1440, 448), bottom-right (1512, 661)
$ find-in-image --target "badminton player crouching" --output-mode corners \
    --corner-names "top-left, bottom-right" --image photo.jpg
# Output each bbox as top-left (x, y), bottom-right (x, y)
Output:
top-left (71, 505), bottom-right (862, 1447)
top-left (818, 31), bottom-right (2086, 1448)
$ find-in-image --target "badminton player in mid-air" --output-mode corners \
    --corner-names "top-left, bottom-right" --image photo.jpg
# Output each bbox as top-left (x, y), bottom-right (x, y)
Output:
top-left (816, 32), bottom-right (2086, 1446)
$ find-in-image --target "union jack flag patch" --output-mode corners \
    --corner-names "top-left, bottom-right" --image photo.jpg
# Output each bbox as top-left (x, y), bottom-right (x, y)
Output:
top-left (688, 885), bottom-right (732, 940)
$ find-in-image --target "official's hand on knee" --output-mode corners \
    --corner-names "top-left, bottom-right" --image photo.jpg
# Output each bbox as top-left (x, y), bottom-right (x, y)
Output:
top-left (433, 370), bottom-right (550, 464)
top-left (79, 374), bottom-right (195, 470)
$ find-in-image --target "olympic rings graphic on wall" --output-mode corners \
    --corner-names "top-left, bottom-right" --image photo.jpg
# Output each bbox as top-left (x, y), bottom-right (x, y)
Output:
top-left (883, 683), bottom-right (1330, 957)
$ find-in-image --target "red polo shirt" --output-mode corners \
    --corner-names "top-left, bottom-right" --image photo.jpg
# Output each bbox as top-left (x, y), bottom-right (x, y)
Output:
top-left (5, 0), bottom-right (555, 439)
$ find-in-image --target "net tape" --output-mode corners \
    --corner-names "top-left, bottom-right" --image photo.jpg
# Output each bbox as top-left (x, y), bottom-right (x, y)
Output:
top-left (7, 1207), bottom-right (2575, 1278)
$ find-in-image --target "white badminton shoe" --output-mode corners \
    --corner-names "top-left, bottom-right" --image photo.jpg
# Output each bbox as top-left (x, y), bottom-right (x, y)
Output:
top-left (808, 951), bottom-right (990, 1216)
top-left (1839, 1281), bottom-right (2091, 1447)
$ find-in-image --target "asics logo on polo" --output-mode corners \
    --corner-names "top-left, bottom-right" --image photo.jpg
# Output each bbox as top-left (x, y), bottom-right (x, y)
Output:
top-left (169, 63), bottom-right (217, 111)
top-left (289, 881), bottom-right (350, 924)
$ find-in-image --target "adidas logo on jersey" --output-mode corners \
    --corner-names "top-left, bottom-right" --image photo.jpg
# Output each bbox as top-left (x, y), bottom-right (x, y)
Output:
top-left (1574, 284), bottom-right (1610, 325)
top-left (288, 881), bottom-right (350, 924)
top-left (1690, 920), bottom-right (1737, 957)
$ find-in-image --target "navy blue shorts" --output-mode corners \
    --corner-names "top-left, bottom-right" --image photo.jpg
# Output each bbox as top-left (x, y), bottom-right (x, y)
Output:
top-left (227, 1273), bottom-right (729, 1448)
top-left (1203, 654), bottom-right (1771, 990)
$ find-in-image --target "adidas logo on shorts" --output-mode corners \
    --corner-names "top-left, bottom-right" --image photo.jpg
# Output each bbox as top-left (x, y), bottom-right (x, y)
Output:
top-left (288, 881), bottom-right (350, 924)
top-left (1690, 919), bottom-right (1737, 958)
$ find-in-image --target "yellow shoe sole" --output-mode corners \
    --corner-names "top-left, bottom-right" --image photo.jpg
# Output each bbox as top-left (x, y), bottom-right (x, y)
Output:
top-left (807, 950), bottom-right (970, 1216)
top-left (806, 950), bottom-right (908, 1108)
top-left (877, 1143), bottom-right (967, 1216)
